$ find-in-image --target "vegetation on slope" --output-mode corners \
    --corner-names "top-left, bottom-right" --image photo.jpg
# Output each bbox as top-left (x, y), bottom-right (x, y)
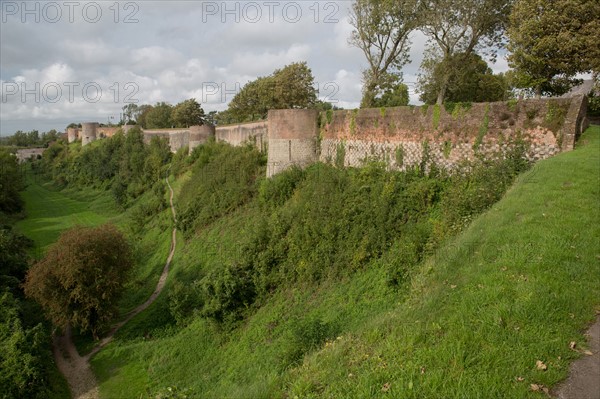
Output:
top-left (12, 126), bottom-right (598, 398)
top-left (0, 149), bottom-right (69, 398)
top-left (88, 135), bottom-right (566, 398)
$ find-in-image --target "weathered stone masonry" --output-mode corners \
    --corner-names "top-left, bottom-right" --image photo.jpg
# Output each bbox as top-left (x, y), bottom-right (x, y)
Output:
top-left (318, 96), bottom-right (587, 172)
top-left (70, 96), bottom-right (587, 177)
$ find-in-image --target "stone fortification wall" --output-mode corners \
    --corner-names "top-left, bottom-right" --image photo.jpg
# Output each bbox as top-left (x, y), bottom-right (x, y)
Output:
top-left (318, 96), bottom-right (587, 171)
top-left (266, 109), bottom-right (319, 177)
top-left (81, 122), bottom-right (98, 146)
top-left (189, 125), bottom-right (216, 154)
top-left (66, 127), bottom-right (79, 143)
top-left (215, 121), bottom-right (268, 152)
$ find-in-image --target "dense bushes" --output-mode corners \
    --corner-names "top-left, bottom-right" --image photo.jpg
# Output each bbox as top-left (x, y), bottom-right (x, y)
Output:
top-left (169, 142), bottom-right (531, 329)
top-left (0, 149), bottom-right (25, 216)
top-left (0, 210), bottom-right (55, 398)
top-left (176, 142), bottom-right (266, 235)
top-left (38, 128), bottom-right (172, 209)
top-left (24, 224), bottom-right (134, 338)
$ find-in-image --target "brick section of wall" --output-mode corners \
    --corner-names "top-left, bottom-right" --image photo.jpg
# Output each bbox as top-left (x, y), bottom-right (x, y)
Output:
top-left (215, 121), bottom-right (268, 151)
top-left (316, 97), bottom-right (584, 171)
top-left (267, 109), bottom-right (319, 177)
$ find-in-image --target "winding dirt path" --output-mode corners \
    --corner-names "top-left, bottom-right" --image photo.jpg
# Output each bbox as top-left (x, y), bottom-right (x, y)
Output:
top-left (53, 176), bottom-right (178, 399)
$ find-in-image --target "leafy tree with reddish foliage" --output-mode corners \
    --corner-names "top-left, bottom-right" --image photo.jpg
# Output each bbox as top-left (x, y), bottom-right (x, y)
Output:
top-left (24, 224), bottom-right (133, 339)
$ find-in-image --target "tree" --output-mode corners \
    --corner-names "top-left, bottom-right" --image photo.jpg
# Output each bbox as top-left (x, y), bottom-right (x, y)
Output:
top-left (145, 102), bottom-right (173, 129)
top-left (420, 0), bottom-right (512, 104)
top-left (122, 103), bottom-right (139, 124)
top-left (373, 80), bottom-right (410, 107)
top-left (418, 52), bottom-right (508, 104)
top-left (135, 104), bottom-right (154, 128)
top-left (205, 110), bottom-right (218, 125)
top-left (0, 149), bottom-right (24, 214)
top-left (228, 62), bottom-right (317, 122)
top-left (507, 0), bottom-right (600, 97)
top-left (172, 98), bottom-right (206, 127)
top-left (0, 292), bottom-right (49, 399)
top-left (349, 0), bottom-right (420, 108)
top-left (24, 224), bottom-right (134, 338)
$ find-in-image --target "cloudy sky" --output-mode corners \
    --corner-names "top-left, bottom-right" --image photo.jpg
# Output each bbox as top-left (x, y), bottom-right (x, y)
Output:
top-left (0, 0), bottom-right (510, 135)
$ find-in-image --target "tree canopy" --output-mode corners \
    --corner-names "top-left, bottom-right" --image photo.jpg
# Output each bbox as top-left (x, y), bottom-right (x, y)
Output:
top-left (172, 98), bottom-right (206, 127)
top-left (24, 224), bottom-right (134, 338)
top-left (145, 102), bottom-right (174, 129)
top-left (227, 62), bottom-right (317, 122)
top-left (507, 0), bottom-right (600, 97)
top-left (0, 149), bottom-right (24, 215)
top-left (419, 0), bottom-right (512, 104)
top-left (349, 0), bottom-right (420, 108)
top-left (418, 52), bottom-right (508, 104)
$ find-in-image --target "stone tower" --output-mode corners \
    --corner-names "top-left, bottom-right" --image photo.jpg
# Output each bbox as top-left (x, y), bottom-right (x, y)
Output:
top-left (266, 109), bottom-right (319, 177)
top-left (81, 122), bottom-right (98, 146)
top-left (66, 127), bottom-right (79, 143)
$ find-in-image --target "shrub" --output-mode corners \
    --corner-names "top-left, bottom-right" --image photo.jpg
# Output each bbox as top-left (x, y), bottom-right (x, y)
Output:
top-left (281, 315), bottom-right (339, 368)
top-left (258, 166), bottom-right (305, 208)
top-left (24, 224), bottom-right (134, 338)
top-left (176, 142), bottom-right (266, 235)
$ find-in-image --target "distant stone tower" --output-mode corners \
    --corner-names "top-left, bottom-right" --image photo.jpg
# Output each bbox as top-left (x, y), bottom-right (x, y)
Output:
top-left (66, 127), bottom-right (79, 143)
top-left (267, 109), bottom-right (319, 177)
top-left (189, 124), bottom-right (216, 154)
top-left (81, 122), bottom-right (98, 146)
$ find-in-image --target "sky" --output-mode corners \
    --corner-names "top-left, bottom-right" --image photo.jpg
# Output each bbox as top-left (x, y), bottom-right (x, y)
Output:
top-left (0, 0), bottom-right (511, 136)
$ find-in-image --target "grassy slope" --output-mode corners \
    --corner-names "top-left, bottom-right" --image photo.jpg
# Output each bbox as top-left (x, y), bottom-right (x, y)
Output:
top-left (285, 126), bottom-right (600, 398)
top-left (92, 126), bottom-right (599, 399)
top-left (15, 170), bottom-right (176, 363)
top-left (15, 173), bottom-right (119, 257)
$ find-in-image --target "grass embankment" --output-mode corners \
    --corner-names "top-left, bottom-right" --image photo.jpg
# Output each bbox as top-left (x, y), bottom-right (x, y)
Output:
top-left (15, 170), bottom-right (177, 352)
top-left (90, 127), bottom-right (599, 398)
top-left (15, 172), bottom-right (119, 257)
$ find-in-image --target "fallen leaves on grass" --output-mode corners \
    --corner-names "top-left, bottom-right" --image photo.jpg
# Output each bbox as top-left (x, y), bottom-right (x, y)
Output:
top-left (530, 383), bottom-right (549, 394)
top-left (536, 360), bottom-right (547, 371)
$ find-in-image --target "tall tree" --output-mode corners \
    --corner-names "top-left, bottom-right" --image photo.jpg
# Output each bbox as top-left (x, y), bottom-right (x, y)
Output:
top-left (145, 102), bottom-right (173, 129)
top-left (24, 224), bottom-right (134, 339)
top-left (172, 98), bottom-right (206, 128)
top-left (349, 0), bottom-right (420, 108)
top-left (0, 149), bottom-right (24, 214)
top-left (134, 104), bottom-right (153, 128)
top-left (228, 62), bottom-right (317, 122)
top-left (507, 0), bottom-right (600, 97)
top-left (420, 0), bottom-right (512, 104)
top-left (418, 52), bottom-right (509, 104)
top-left (373, 80), bottom-right (410, 107)
top-left (122, 103), bottom-right (139, 123)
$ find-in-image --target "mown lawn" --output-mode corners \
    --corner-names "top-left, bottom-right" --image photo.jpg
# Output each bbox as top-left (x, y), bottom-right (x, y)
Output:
top-left (90, 126), bottom-right (599, 398)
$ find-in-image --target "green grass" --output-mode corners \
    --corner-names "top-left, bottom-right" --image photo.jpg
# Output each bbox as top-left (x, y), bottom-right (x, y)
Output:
top-left (15, 171), bottom-right (120, 257)
top-left (90, 126), bottom-right (600, 398)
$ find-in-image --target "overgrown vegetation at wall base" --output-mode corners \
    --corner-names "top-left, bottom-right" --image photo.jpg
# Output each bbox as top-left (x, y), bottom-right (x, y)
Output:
top-left (169, 142), bottom-right (530, 327)
top-left (89, 127), bottom-right (599, 399)
top-left (0, 150), bottom-right (69, 398)
top-left (38, 127), bottom-right (171, 209)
